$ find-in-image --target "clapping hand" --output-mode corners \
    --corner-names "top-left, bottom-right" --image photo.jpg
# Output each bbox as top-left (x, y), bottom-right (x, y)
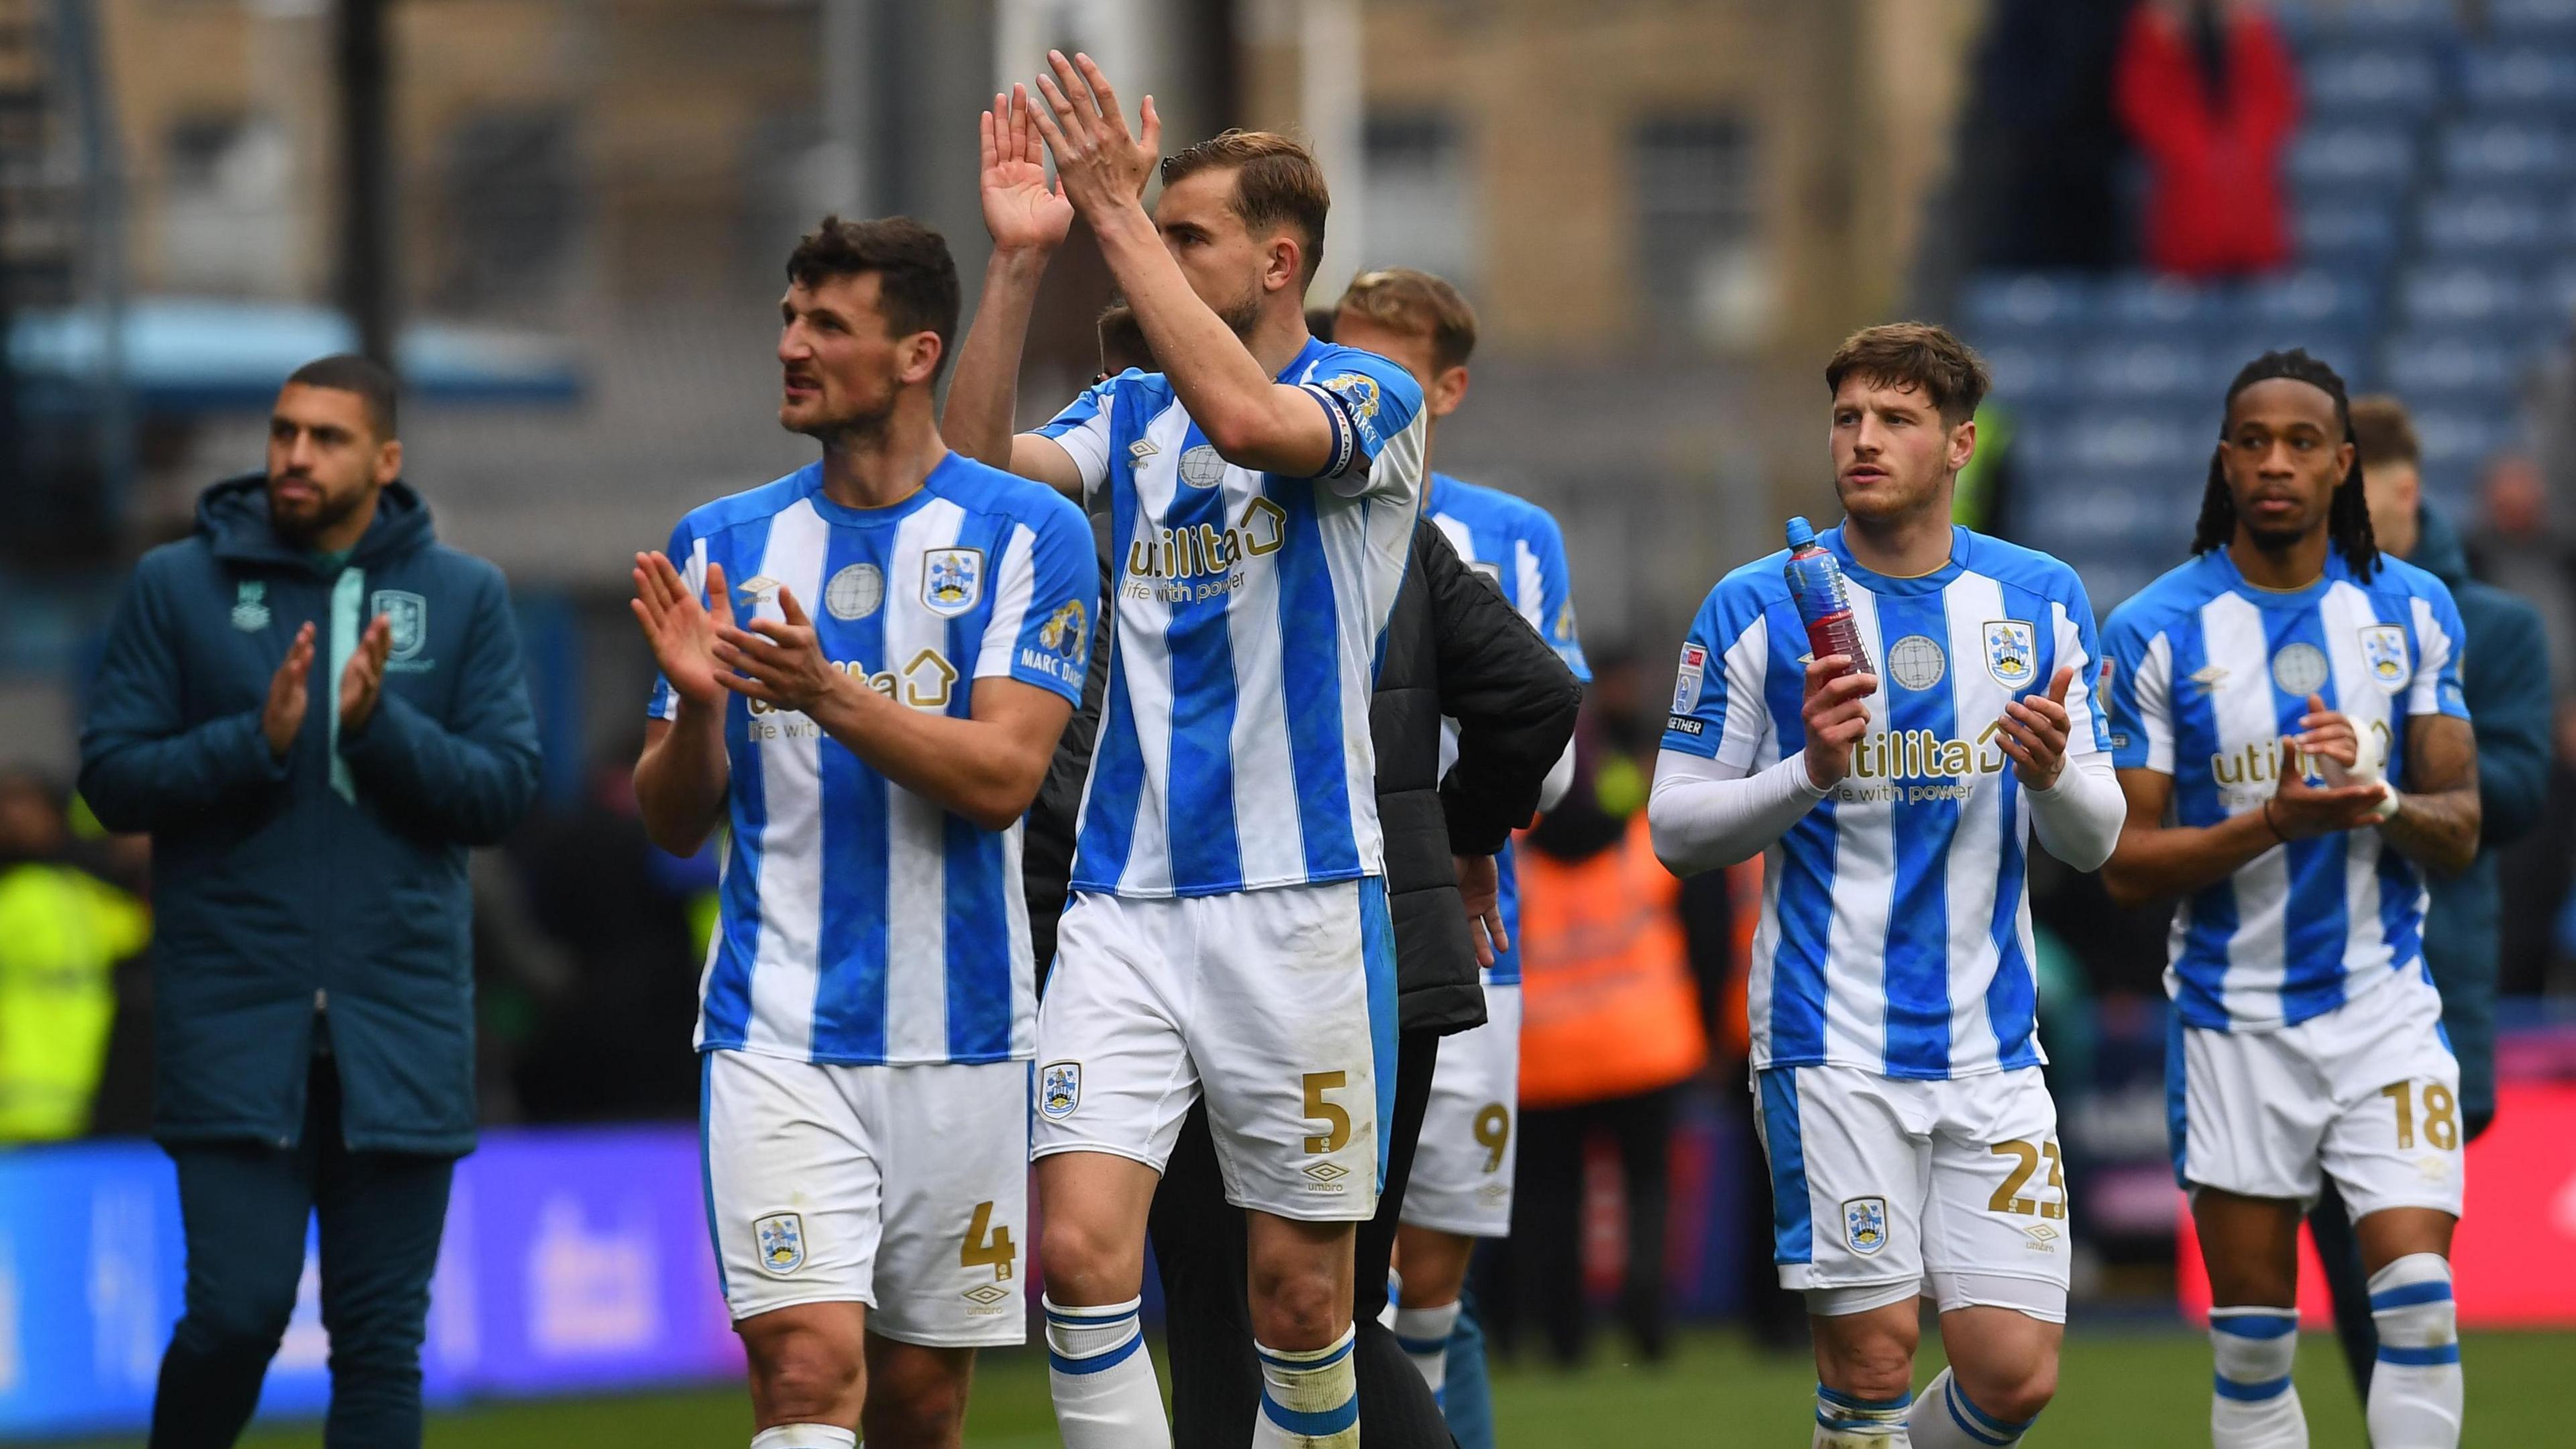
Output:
top-left (631, 553), bottom-right (733, 711)
top-left (981, 84), bottom-right (1073, 254)
top-left (1027, 51), bottom-right (1161, 222)
top-left (714, 586), bottom-right (843, 716)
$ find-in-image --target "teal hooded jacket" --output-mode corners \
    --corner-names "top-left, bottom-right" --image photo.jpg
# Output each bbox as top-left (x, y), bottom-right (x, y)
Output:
top-left (2408, 504), bottom-right (2551, 1133)
top-left (79, 474), bottom-right (540, 1154)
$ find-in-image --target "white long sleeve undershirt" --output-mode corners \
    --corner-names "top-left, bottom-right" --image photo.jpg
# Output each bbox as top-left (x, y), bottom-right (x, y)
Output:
top-left (1648, 746), bottom-right (2126, 878)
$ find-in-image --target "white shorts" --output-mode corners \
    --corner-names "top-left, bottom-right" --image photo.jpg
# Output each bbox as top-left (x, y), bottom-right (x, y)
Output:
top-left (1031, 879), bottom-right (1397, 1222)
top-left (701, 1049), bottom-right (1028, 1344)
top-left (1756, 1064), bottom-right (2071, 1321)
top-left (1400, 983), bottom-right (1520, 1237)
top-left (2171, 967), bottom-right (2465, 1220)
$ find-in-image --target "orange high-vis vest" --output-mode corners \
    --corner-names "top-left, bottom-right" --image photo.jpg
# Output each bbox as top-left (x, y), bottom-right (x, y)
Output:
top-left (1516, 813), bottom-right (1708, 1110)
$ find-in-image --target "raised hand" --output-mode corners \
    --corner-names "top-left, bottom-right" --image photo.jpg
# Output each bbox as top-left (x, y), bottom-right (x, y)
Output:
top-left (631, 553), bottom-right (733, 710)
top-left (1997, 665), bottom-right (2078, 789)
top-left (339, 614), bottom-right (394, 733)
top-left (1027, 51), bottom-right (1161, 221)
top-left (1801, 654), bottom-right (1879, 790)
top-left (264, 621), bottom-right (317, 758)
top-left (714, 586), bottom-right (842, 715)
top-left (981, 84), bottom-right (1073, 254)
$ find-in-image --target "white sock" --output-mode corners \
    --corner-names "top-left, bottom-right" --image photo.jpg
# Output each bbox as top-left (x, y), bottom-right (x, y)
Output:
top-left (2210, 1307), bottom-right (2306, 1448)
top-left (2367, 1254), bottom-right (2463, 1448)
top-left (1044, 1295), bottom-right (1170, 1449)
top-left (1904, 1367), bottom-right (2031, 1447)
top-left (1252, 1325), bottom-right (1360, 1448)
top-left (1391, 1299), bottom-right (1462, 1403)
top-left (748, 1426), bottom-right (856, 1448)
top-left (1813, 1384), bottom-right (1912, 1446)
top-left (1377, 1271), bottom-right (1401, 1330)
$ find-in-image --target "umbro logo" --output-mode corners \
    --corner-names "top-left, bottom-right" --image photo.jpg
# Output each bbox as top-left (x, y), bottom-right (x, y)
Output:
top-left (961, 1283), bottom-right (1012, 1308)
top-left (1302, 1161), bottom-right (1350, 1192)
top-left (1128, 439), bottom-right (1159, 461)
top-left (2186, 665), bottom-right (2229, 691)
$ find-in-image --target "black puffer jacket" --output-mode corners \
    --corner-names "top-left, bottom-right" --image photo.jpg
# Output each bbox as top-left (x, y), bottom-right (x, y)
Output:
top-left (1024, 517), bottom-right (1582, 1034)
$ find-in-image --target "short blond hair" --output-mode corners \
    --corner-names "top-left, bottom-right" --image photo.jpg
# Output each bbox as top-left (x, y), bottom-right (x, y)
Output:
top-left (1160, 129), bottom-right (1330, 284)
top-left (1335, 268), bottom-right (1479, 372)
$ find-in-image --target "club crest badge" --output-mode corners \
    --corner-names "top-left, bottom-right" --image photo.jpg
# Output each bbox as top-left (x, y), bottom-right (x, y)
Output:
top-left (1984, 621), bottom-right (2036, 688)
top-left (370, 590), bottom-right (427, 663)
top-left (753, 1212), bottom-right (805, 1275)
top-left (1039, 598), bottom-right (1087, 663)
top-left (1843, 1196), bottom-right (1890, 1256)
top-left (231, 580), bottom-right (271, 633)
top-left (2359, 624), bottom-right (2410, 691)
top-left (1319, 371), bottom-right (1381, 422)
top-left (1041, 1062), bottom-right (1081, 1120)
top-left (921, 548), bottom-right (983, 617)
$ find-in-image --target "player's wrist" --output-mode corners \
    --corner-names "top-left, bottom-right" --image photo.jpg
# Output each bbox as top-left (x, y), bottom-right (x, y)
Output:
top-left (1797, 750), bottom-right (1837, 794)
top-left (987, 239), bottom-right (1057, 270)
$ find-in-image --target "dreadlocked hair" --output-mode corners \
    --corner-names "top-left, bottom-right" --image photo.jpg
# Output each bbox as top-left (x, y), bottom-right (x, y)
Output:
top-left (2191, 348), bottom-right (2379, 580)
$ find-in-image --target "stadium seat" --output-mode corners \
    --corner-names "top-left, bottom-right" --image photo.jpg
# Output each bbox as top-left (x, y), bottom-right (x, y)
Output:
top-left (1960, 272), bottom-right (2099, 338)
top-left (2300, 46), bottom-right (2447, 119)
top-left (2290, 125), bottom-right (2422, 191)
top-left (2410, 406), bottom-right (2523, 475)
top-left (2297, 195), bottom-right (2404, 271)
top-left (2247, 270), bottom-right (2380, 332)
top-left (2100, 274), bottom-right (2228, 333)
top-left (2078, 340), bottom-right (2214, 404)
top-left (2417, 188), bottom-right (2557, 260)
top-left (2438, 119), bottom-right (2575, 182)
top-left (2326, 0), bottom-right (2465, 36)
top-left (2381, 329), bottom-right (2536, 395)
top-left (2491, 0), bottom-right (2576, 44)
top-left (2055, 407), bottom-right (2221, 474)
top-left (2399, 263), bottom-right (2536, 327)
top-left (2014, 474), bottom-right (2200, 559)
top-left (2462, 47), bottom-right (2576, 115)
top-left (1979, 339), bottom-right (2079, 407)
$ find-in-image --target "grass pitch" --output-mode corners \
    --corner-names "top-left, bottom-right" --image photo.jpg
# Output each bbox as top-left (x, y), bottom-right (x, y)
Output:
top-left (50, 1326), bottom-right (2568, 1445)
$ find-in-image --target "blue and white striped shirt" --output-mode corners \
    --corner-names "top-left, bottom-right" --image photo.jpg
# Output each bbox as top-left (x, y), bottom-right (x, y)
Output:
top-left (648, 455), bottom-right (1093, 1065)
top-left (1036, 337), bottom-right (1427, 898)
top-left (1426, 473), bottom-right (1589, 986)
top-left (2102, 548), bottom-right (2471, 1032)
top-left (1661, 526), bottom-right (2107, 1079)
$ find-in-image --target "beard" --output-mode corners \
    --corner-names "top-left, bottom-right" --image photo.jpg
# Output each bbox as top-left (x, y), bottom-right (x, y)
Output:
top-left (1214, 280), bottom-right (1262, 339)
top-left (782, 388), bottom-right (895, 449)
top-left (266, 476), bottom-right (370, 547)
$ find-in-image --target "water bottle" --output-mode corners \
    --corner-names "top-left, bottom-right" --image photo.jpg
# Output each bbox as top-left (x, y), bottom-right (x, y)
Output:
top-left (1782, 517), bottom-right (1872, 680)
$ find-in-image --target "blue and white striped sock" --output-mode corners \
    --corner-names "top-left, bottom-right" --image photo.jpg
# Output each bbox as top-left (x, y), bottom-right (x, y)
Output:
top-left (2367, 1254), bottom-right (2463, 1448)
top-left (1252, 1325), bottom-right (1360, 1448)
top-left (1392, 1299), bottom-right (1462, 1405)
top-left (1044, 1295), bottom-right (1170, 1449)
top-left (2209, 1306), bottom-right (2306, 1448)
top-left (1904, 1367), bottom-right (2032, 1447)
top-left (1813, 1383), bottom-right (1912, 1446)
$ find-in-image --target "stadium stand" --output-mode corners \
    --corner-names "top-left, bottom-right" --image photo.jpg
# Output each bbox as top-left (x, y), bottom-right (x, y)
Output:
top-left (1960, 0), bottom-right (2573, 608)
